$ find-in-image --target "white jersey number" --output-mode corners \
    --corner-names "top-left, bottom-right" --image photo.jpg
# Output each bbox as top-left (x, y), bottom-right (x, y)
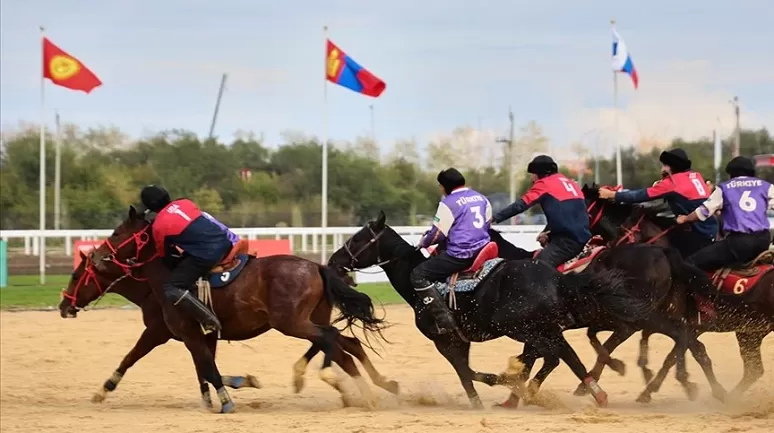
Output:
top-left (471, 206), bottom-right (485, 228)
top-left (739, 190), bottom-right (757, 212)
top-left (691, 179), bottom-right (707, 196)
top-left (560, 179), bottom-right (579, 197)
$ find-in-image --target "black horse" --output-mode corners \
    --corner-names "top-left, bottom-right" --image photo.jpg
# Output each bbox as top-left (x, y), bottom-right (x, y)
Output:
top-left (582, 183), bottom-right (774, 400)
top-left (328, 211), bottom-right (654, 408)
top-left (487, 228), bottom-right (725, 404)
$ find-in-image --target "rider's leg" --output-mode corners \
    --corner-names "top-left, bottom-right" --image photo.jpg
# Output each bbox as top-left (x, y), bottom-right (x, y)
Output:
top-left (535, 236), bottom-right (584, 268)
top-left (164, 256), bottom-right (222, 332)
top-left (410, 251), bottom-right (473, 335)
top-left (686, 239), bottom-right (733, 272)
top-left (726, 231), bottom-right (772, 264)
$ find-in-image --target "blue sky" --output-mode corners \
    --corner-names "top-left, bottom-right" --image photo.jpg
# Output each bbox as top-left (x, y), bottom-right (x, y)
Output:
top-left (1, 0), bottom-right (772, 159)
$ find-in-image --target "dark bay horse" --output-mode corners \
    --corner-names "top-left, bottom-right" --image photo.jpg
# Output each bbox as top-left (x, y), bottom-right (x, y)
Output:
top-left (59, 205), bottom-right (395, 413)
top-left (583, 184), bottom-right (774, 399)
top-left (488, 229), bottom-right (724, 405)
top-left (328, 211), bottom-right (655, 408)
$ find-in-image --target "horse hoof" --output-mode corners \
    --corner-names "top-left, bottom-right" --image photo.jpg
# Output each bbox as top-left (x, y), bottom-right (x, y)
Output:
top-left (383, 380), bottom-right (400, 395)
top-left (319, 367), bottom-right (338, 387)
top-left (245, 375), bottom-right (262, 389)
top-left (220, 402), bottom-right (236, 414)
top-left (493, 397), bottom-right (520, 409)
top-left (683, 382), bottom-right (699, 401)
top-left (201, 394), bottom-right (214, 409)
top-left (608, 358), bottom-right (626, 376)
top-left (573, 383), bottom-right (589, 396)
top-left (593, 391), bottom-right (609, 407)
top-left (635, 393), bottom-right (652, 404)
top-left (223, 376), bottom-right (245, 389)
top-left (91, 389), bottom-right (107, 403)
top-left (293, 376), bottom-right (305, 394)
top-left (712, 388), bottom-right (727, 403)
top-left (470, 397), bottom-right (484, 410)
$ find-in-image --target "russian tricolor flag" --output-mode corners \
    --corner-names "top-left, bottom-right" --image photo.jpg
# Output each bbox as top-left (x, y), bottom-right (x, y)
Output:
top-left (612, 28), bottom-right (638, 89)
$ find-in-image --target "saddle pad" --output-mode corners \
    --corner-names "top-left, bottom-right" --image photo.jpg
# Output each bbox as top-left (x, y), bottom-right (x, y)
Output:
top-left (208, 254), bottom-right (250, 288)
top-left (713, 264), bottom-right (773, 296)
top-left (436, 258), bottom-right (505, 297)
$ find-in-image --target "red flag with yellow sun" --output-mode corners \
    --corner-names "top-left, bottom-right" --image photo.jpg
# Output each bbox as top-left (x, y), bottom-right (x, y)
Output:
top-left (42, 37), bottom-right (102, 93)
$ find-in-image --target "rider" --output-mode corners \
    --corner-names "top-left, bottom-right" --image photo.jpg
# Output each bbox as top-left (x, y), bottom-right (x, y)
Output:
top-left (412, 168), bottom-right (492, 336)
top-left (492, 155), bottom-right (591, 268)
top-left (598, 148), bottom-right (717, 257)
top-left (676, 156), bottom-right (773, 271)
top-left (140, 185), bottom-right (233, 333)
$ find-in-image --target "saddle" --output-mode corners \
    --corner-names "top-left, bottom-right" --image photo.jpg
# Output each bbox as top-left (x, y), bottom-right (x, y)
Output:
top-left (211, 239), bottom-right (250, 273)
top-left (710, 249), bottom-right (774, 295)
top-left (447, 242), bottom-right (500, 288)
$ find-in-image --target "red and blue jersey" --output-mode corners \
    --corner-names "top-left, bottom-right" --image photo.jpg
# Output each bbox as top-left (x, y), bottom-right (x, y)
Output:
top-left (152, 199), bottom-right (233, 263)
top-left (493, 174), bottom-right (591, 245)
top-left (614, 171), bottom-right (718, 239)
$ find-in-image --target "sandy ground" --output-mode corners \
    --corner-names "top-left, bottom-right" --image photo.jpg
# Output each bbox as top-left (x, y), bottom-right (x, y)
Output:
top-left (0, 306), bottom-right (772, 433)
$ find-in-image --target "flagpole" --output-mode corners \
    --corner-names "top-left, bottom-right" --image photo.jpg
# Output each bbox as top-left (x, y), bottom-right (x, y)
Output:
top-left (39, 26), bottom-right (47, 284)
top-left (320, 25), bottom-right (329, 264)
top-left (54, 110), bottom-right (61, 230)
top-left (612, 19), bottom-right (622, 187)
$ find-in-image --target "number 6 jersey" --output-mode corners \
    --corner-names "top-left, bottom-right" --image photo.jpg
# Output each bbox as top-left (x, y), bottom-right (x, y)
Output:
top-left (695, 176), bottom-right (774, 234)
top-left (419, 187), bottom-right (492, 259)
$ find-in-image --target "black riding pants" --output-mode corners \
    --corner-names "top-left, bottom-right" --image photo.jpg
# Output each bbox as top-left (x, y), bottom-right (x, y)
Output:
top-left (163, 255), bottom-right (217, 303)
top-left (410, 251), bottom-right (475, 289)
top-left (666, 227), bottom-right (714, 258)
top-left (535, 235), bottom-right (585, 268)
top-left (687, 231), bottom-right (771, 272)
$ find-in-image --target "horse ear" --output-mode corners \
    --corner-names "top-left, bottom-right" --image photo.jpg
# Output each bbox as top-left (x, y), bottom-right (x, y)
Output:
top-left (79, 250), bottom-right (88, 260)
top-left (375, 210), bottom-right (386, 229)
top-left (128, 205), bottom-right (138, 221)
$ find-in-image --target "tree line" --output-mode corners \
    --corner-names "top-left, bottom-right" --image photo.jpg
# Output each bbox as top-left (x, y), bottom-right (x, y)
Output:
top-left (1, 121), bottom-right (771, 230)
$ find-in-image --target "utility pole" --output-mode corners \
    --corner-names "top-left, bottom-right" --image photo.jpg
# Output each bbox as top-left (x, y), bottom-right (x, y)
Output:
top-left (495, 107), bottom-right (517, 225)
top-left (208, 73), bottom-right (228, 140)
top-left (731, 96), bottom-right (741, 157)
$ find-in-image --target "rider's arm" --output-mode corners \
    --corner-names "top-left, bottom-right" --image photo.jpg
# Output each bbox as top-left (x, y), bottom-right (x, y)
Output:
top-left (614, 178), bottom-right (675, 204)
top-left (684, 187), bottom-right (723, 223)
top-left (493, 183), bottom-right (545, 224)
top-left (418, 202), bottom-right (453, 249)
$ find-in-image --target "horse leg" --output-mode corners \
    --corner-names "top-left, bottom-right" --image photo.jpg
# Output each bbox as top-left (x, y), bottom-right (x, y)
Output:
top-left (291, 343), bottom-right (321, 394)
top-left (92, 325), bottom-right (172, 403)
top-left (181, 331), bottom-right (235, 413)
top-left (196, 337), bottom-right (260, 408)
top-left (550, 335), bottom-right (609, 407)
top-left (337, 335), bottom-right (400, 395)
top-left (523, 355), bottom-right (561, 407)
top-left (433, 337), bottom-right (483, 409)
top-left (638, 329), bottom-right (655, 383)
top-left (573, 327), bottom-right (634, 396)
top-left (634, 318), bottom-right (693, 403)
top-left (495, 343), bottom-right (541, 409)
top-left (729, 331), bottom-right (768, 399)
top-left (685, 332), bottom-right (726, 402)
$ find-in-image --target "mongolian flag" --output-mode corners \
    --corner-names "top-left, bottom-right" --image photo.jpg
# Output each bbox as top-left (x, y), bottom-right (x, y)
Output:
top-left (326, 39), bottom-right (385, 97)
top-left (42, 37), bottom-right (102, 93)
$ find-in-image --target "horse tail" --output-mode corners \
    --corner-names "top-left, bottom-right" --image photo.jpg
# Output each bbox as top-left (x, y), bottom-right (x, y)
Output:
top-left (318, 266), bottom-right (390, 345)
top-left (562, 268), bottom-right (652, 323)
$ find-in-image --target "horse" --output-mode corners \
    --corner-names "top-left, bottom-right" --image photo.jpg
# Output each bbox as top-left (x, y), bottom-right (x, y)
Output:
top-left (487, 228), bottom-right (724, 404)
top-left (59, 205), bottom-right (395, 413)
top-left (583, 183), bottom-right (774, 399)
top-left (327, 210), bottom-right (655, 408)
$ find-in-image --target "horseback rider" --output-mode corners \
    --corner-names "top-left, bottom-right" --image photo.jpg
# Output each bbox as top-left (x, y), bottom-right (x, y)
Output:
top-left (140, 185), bottom-right (232, 333)
top-left (598, 148), bottom-right (718, 257)
top-left (492, 155), bottom-right (591, 268)
top-left (413, 168), bottom-right (492, 336)
top-left (676, 156), bottom-right (773, 272)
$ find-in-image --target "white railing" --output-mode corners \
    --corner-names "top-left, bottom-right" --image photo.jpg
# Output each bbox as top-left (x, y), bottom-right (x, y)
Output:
top-left (0, 225), bottom-right (546, 257)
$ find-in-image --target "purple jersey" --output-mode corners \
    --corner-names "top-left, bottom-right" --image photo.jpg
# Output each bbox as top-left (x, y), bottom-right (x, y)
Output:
top-left (418, 187), bottom-right (492, 259)
top-left (695, 176), bottom-right (774, 234)
top-left (201, 211), bottom-right (240, 245)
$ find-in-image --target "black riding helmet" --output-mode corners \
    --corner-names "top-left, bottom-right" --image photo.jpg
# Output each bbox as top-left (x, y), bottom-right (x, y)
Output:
top-left (659, 148), bottom-right (692, 173)
top-left (725, 156), bottom-right (756, 178)
top-left (527, 155), bottom-right (558, 178)
top-left (140, 185), bottom-right (171, 212)
top-left (437, 168), bottom-right (466, 195)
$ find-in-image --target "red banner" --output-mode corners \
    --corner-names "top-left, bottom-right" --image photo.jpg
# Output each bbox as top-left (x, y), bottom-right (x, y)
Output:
top-left (73, 240), bottom-right (104, 268)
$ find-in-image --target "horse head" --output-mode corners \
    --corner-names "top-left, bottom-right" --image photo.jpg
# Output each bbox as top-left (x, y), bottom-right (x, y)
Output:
top-left (59, 205), bottom-right (156, 318)
top-left (328, 210), bottom-right (389, 273)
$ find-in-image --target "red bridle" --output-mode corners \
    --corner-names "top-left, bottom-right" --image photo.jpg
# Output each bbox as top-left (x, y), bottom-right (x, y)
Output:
top-left (62, 225), bottom-right (158, 308)
top-left (587, 185), bottom-right (676, 247)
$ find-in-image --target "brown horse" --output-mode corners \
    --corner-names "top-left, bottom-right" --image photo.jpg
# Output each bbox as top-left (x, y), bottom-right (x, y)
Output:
top-left (59, 205), bottom-right (396, 413)
top-left (583, 184), bottom-right (774, 400)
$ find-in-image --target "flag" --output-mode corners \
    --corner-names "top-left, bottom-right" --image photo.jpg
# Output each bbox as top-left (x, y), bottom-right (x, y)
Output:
top-left (326, 39), bottom-right (385, 97)
top-left (43, 37), bottom-right (102, 93)
top-left (612, 29), bottom-right (638, 89)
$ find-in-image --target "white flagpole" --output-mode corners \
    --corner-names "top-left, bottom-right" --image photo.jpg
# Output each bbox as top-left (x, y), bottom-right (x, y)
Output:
top-left (713, 126), bottom-right (722, 185)
top-left (612, 19), bottom-right (622, 187)
top-left (320, 25), bottom-right (329, 264)
top-left (39, 26), bottom-right (47, 284)
top-left (54, 111), bottom-right (61, 230)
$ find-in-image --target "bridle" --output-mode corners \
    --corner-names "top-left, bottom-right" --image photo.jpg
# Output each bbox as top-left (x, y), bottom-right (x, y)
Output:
top-left (340, 225), bottom-right (395, 272)
top-left (62, 224), bottom-right (159, 309)
top-left (587, 185), bottom-right (676, 247)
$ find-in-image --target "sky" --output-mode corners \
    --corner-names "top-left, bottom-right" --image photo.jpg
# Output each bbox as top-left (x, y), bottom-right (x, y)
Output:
top-left (1, 0), bottom-right (773, 161)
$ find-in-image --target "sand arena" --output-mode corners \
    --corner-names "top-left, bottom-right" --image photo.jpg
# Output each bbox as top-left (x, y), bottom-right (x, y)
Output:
top-left (0, 305), bottom-right (772, 433)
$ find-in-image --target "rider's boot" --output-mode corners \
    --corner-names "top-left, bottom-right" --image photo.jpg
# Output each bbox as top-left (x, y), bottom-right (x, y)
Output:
top-left (415, 284), bottom-right (457, 335)
top-left (170, 288), bottom-right (222, 333)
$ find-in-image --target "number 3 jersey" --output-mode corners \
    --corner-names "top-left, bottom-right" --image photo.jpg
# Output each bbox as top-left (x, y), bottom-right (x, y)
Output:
top-left (614, 171), bottom-right (718, 239)
top-left (422, 187), bottom-right (492, 259)
top-left (152, 199), bottom-right (233, 263)
top-left (695, 176), bottom-right (774, 234)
